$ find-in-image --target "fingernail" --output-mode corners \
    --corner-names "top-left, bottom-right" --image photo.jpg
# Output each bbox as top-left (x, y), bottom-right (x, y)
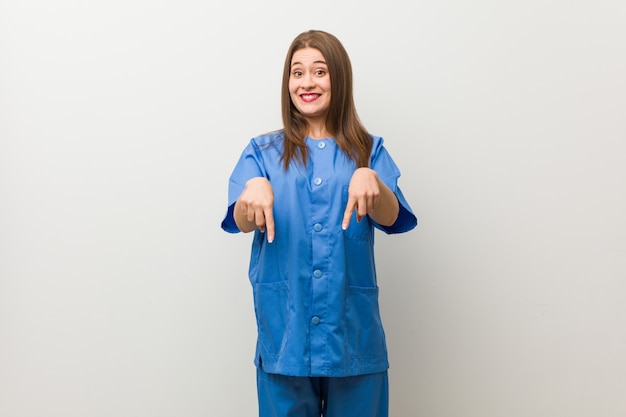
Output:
top-left (342, 223), bottom-right (347, 230)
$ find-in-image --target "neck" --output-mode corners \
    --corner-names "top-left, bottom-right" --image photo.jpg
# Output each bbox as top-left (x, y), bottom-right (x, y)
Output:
top-left (306, 120), bottom-right (331, 140)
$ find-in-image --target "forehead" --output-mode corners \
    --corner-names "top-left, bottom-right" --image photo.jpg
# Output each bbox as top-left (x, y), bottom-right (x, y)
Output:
top-left (291, 47), bottom-right (326, 65)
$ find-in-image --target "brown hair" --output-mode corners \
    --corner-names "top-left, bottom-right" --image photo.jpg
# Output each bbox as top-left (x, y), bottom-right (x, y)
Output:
top-left (280, 30), bottom-right (372, 169)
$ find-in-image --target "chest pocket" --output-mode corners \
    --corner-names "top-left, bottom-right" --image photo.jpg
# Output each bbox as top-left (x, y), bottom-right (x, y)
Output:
top-left (342, 186), bottom-right (373, 241)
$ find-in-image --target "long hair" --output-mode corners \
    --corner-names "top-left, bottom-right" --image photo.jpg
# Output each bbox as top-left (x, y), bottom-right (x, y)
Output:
top-left (280, 30), bottom-right (372, 170)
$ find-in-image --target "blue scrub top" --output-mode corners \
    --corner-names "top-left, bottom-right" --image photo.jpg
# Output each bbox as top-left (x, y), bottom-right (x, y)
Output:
top-left (222, 131), bottom-right (417, 377)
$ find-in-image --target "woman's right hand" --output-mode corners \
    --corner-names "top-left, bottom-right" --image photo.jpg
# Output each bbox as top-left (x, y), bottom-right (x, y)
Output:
top-left (234, 177), bottom-right (275, 243)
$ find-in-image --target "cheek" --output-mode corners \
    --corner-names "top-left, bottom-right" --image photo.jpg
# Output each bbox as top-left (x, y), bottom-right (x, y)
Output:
top-left (288, 90), bottom-right (298, 106)
top-left (288, 79), bottom-right (298, 95)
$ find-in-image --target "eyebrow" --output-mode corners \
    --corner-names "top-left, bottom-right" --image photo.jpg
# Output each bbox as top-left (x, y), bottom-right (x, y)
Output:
top-left (291, 60), bottom-right (327, 67)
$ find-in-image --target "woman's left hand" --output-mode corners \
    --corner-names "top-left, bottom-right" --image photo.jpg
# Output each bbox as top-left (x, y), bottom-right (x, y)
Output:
top-left (342, 168), bottom-right (381, 229)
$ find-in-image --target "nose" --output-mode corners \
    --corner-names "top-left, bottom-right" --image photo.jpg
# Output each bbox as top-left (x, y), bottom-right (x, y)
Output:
top-left (301, 72), bottom-right (316, 89)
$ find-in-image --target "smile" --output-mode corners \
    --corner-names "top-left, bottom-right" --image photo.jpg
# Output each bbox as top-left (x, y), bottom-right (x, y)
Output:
top-left (300, 94), bottom-right (321, 103)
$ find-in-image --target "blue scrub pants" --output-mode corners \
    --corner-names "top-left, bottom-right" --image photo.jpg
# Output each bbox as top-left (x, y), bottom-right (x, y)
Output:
top-left (256, 367), bottom-right (389, 417)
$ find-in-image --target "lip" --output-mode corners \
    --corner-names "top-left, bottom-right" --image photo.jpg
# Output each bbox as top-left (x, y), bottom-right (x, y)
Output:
top-left (300, 93), bottom-right (321, 103)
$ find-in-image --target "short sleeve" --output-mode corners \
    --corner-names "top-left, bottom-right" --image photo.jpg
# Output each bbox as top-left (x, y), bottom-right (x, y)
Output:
top-left (221, 140), bottom-right (266, 233)
top-left (369, 137), bottom-right (417, 234)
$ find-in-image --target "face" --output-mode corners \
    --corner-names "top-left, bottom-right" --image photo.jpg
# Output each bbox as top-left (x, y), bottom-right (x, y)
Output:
top-left (289, 48), bottom-right (331, 127)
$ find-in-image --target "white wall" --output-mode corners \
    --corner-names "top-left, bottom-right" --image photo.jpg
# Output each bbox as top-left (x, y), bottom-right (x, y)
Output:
top-left (1, 1), bottom-right (625, 416)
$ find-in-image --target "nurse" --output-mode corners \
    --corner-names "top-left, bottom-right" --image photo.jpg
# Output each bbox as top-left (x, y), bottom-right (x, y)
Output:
top-left (221, 29), bottom-right (417, 417)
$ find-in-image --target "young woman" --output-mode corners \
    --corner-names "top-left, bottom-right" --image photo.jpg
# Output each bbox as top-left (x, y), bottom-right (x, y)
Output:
top-left (221, 30), bottom-right (417, 417)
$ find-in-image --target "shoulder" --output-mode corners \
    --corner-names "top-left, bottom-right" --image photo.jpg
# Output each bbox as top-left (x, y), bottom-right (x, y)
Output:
top-left (251, 130), bottom-right (285, 148)
top-left (236, 130), bottom-right (285, 167)
top-left (237, 130), bottom-right (284, 160)
top-left (368, 134), bottom-right (386, 154)
top-left (368, 134), bottom-right (401, 175)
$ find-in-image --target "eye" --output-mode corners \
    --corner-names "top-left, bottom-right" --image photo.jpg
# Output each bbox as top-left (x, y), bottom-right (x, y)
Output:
top-left (292, 70), bottom-right (303, 77)
top-left (315, 69), bottom-right (326, 76)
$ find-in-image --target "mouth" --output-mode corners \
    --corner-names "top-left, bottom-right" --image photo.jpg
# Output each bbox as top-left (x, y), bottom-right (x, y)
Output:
top-left (300, 93), bottom-right (321, 103)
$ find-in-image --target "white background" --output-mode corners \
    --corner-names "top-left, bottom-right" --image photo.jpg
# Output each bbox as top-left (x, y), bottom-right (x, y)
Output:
top-left (1, 1), bottom-right (625, 416)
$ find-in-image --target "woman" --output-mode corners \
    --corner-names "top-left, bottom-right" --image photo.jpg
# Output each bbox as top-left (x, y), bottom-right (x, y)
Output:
top-left (222, 29), bottom-right (417, 417)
